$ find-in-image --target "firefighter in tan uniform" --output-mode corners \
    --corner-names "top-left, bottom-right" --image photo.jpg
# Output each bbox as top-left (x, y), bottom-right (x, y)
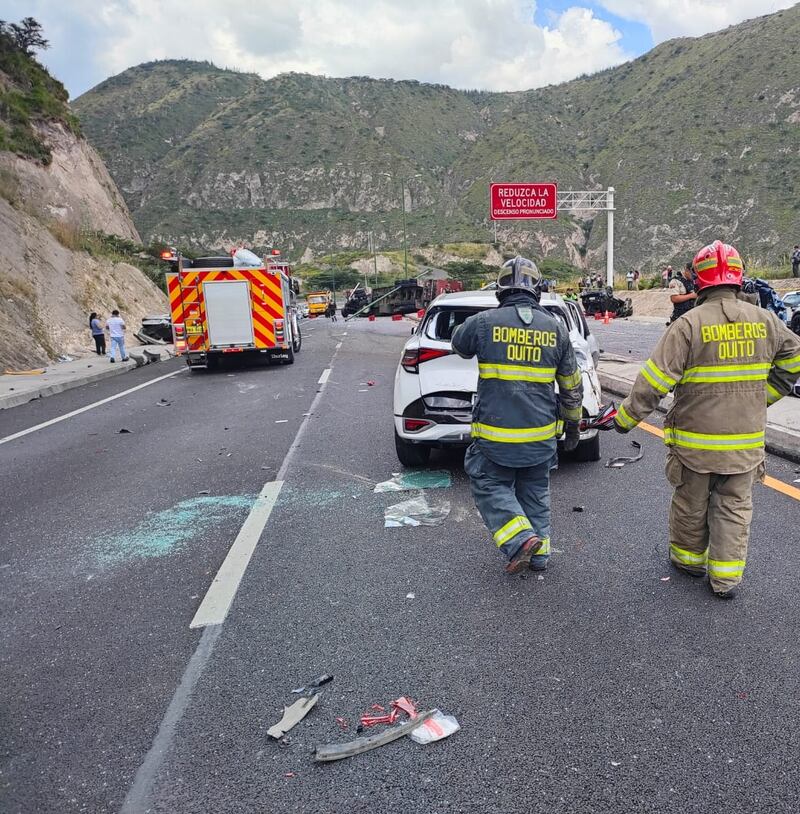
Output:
top-left (614, 240), bottom-right (800, 599)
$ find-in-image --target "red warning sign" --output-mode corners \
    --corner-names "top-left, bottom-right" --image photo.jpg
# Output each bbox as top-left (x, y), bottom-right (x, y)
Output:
top-left (490, 183), bottom-right (557, 220)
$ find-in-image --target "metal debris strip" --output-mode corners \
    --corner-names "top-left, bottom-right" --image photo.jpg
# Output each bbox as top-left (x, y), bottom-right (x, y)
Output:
top-left (384, 494), bottom-right (451, 528)
top-left (374, 470), bottom-right (452, 493)
top-left (315, 710), bottom-right (436, 762)
top-left (606, 440), bottom-right (643, 468)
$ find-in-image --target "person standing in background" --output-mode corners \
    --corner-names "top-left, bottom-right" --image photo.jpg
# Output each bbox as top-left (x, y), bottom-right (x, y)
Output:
top-left (662, 266), bottom-right (672, 288)
top-left (626, 270), bottom-right (634, 290)
top-left (89, 312), bottom-right (105, 356)
top-left (106, 309), bottom-right (129, 363)
top-left (792, 245), bottom-right (800, 278)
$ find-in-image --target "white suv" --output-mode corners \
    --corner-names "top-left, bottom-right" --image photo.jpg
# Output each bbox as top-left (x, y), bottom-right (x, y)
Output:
top-left (393, 290), bottom-right (603, 466)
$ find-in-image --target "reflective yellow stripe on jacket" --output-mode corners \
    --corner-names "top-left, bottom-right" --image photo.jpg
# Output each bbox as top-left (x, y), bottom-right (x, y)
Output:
top-left (472, 421), bottom-right (558, 444)
top-left (680, 363), bottom-right (770, 384)
top-left (766, 382), bottom-right (782, 406)
top-left (556, 369), bottom-right (582, 390)
top-left (641, 359), bottom-right (676, 395)
top-left (493, 515), bottom-right (533, 547)
top-left (664, 428), bottom-right (765, 451)
top-left (478, 363), bottom-right (556, 383)
top-left (775, 354), bottom-right (800, 374)
top-left (616, 402), bottom-right (638, 430)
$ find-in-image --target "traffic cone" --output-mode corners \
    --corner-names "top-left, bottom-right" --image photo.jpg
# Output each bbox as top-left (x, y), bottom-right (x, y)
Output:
top-left (603, 311), bottom-right (610, 324)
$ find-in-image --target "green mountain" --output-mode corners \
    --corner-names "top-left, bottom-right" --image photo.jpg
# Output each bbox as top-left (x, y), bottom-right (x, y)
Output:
top-left (73, 5), bottom-right (800, 272)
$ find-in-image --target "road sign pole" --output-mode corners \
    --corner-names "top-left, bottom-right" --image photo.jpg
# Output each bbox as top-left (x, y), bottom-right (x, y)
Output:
top-left (606, 186), bottom-right (615, 288)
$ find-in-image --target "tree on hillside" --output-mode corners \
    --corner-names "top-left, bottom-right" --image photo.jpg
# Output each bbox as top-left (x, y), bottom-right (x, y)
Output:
top-left (0, 17), bottom-right (49, 55)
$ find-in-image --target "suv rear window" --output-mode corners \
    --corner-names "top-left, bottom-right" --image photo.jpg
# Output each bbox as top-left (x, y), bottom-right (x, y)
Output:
top-left (424, 307), bottom-right (484, 341)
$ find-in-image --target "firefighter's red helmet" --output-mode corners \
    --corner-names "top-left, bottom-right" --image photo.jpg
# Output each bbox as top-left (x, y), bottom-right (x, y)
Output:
top-left (692, 240), bottom-right (743, 289)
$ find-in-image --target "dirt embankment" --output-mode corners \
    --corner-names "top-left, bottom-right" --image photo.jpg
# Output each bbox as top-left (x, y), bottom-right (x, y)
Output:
top-left (0, 123), bottom-right (166, 370)
top-left (617, 279), bottom-right (798, 318)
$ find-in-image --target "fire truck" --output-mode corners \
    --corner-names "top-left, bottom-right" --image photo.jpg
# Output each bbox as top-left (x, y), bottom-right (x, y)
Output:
top-left (163, 252), bottom-right (301, 370)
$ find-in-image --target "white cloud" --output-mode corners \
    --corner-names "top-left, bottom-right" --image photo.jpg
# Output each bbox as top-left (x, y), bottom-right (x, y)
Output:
top-left (7, 0), bottom-right (631, 95)
top-left (596, 0), bottom-right (797, 41)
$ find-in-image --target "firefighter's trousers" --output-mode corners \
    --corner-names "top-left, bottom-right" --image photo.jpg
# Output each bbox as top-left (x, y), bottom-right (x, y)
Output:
top-left (665, 453), bottom-right (763, 593)
top-left (464, 444), bottom-right (551, 566)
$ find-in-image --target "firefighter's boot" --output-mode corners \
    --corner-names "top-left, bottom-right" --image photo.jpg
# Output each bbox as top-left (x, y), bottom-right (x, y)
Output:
top-left (505, 536), bottom-right (542, 575)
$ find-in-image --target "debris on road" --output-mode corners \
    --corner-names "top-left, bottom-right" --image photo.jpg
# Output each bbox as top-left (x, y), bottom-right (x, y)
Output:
top-left (606, 440), bottom-right (643, 468)
top-left (572, 506), bottom-right (584, 512)
top-left (384, 495), bottom-right (451, 528)
top-left (367, 380), bottom-right (376, 386)
top-left (198, 490), bottom-right (210, 495)
top-left (157, 398), bottom-right (171, 407)
top-left (335, 717), bottom-right (349, 730)
top-left (267, 695), bottom-right (320, 740)
top-left (374, 471), bottom-right (451, 493)
top-left (275, 419), bottom-right (288, 424)
top-left (291, 673), bottom-right (334, 695)
top-left (409, 710), bottom-right (460, 745)
top-left (117, 428), bottom-right (132, 434)
top-left (660, 577), bottom-right (671, 582)
top-left (406, 592), bottom-right (415, 600)
top-left (314, 709), bottom-right (436, 762)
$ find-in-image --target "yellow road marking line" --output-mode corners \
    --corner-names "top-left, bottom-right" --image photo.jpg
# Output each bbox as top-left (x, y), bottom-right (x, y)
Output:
top-left (638, 421), bottom-right (800, 502)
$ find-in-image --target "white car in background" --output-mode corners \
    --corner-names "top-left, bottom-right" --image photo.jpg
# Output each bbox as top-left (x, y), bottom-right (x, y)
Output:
top-left (393, 290), bottom-right (604, 467)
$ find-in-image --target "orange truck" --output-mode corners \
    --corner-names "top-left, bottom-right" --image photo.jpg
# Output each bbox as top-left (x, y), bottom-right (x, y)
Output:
top-left (164, 254), bottom-right (301, 370)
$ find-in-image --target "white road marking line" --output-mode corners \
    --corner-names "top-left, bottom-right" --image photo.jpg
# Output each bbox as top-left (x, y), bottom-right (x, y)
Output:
top-left (0, 368), bottom-right (185, 447)
top-left (120, 331), bottom-right (346, 808)
top-left (318, 368), bottom-right (331, 385)
top-left (190, 481), bottom-right (284, 629)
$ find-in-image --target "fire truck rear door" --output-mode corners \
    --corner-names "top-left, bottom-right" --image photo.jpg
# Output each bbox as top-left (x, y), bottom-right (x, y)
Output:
top-left (203, 280), bottom-right (255, 347)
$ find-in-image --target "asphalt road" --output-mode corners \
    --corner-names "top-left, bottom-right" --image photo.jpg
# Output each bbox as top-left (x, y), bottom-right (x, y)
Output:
top-left (591, 318), bottom-right (666, 360)
top-left (2, 316), bottom-right (800, 813)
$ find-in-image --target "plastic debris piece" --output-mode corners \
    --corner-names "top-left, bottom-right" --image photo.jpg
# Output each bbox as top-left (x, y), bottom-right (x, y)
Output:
top-left (291, 673), bottom-right (334, 695)
top-left (384, 495), bottom-right (451, 528)
top-left (611, 762), bottom-right (622, 767)
top-left (284, 771), bottom-right (296, 778)
top-left (660, 576), bottom-right (671, 582)
top-left (371, 704), bottom-right (385, 712)
top-left (118, 428), bottom-right (132, 434)
top-left (275, 419), bottom-right (289, 424)
top-left (367, 380), bottom-right (376, 386)
top-left (572, 506), bottom-right (584, 512)
top-left (374, 471), bottom-right (451, 493)
top-left (335, 717), bottom-right (349, 730)
top-left (406, 593), bottom-right (415, 599)
top-left (267, 694), bottom-right (319, 739)
top-left (198, 490), bottom-right (210, 495)
top-left (606, 440), bottom-right (643, 468)
top-left (392, 697), bottom-right (418, 718)
top-left (409, 710), bottom-right (460, 744)
top-left (315, 710), bottom-right (436, 762)
top-left (360, 709), bottom-right (399, 727)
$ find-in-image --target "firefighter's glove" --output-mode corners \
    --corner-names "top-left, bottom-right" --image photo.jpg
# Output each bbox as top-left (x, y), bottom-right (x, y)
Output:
top-left (564, 421), bottom-right (580, 452)
top-left (613, 418), bottom-right (630, 434)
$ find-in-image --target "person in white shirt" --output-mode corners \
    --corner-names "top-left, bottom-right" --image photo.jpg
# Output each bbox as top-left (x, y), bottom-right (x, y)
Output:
top-left (106, 309), bottom-right (129, 363)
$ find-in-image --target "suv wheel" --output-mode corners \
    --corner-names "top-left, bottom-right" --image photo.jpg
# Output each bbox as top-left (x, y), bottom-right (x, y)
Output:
top-left (394, 432), bottom-right (431, 467)
top-left (571, 432), bottom-right (601, 462)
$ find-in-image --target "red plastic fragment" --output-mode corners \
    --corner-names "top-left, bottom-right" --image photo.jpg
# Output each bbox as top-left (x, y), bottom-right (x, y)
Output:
top-left (391, 696), bottom-right (418, 719)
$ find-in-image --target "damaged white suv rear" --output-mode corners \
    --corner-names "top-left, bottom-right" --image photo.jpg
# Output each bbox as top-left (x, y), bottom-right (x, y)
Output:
top-left (393, 290), bottom-right (603, 467)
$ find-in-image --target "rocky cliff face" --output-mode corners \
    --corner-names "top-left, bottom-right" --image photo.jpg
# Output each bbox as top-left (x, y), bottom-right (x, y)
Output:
top-left (73, 5), bottom-right (800, 272)
top-left (0, 122), bottom-right (166, 370)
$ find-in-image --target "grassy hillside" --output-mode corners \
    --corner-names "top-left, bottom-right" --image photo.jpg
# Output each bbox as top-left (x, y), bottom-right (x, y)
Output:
top-left (73, 6), bottom-right (800, 271)
top-left (0, 28), bottom-right (80, 163)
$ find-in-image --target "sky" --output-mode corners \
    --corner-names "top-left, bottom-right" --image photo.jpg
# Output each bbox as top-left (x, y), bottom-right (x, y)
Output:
top-left (4, 0), bottom-right (797, 99)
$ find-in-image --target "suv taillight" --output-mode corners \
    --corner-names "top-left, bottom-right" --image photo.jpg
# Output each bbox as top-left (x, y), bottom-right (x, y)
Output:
top-left (401, 346), bottom-right (451, 373)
